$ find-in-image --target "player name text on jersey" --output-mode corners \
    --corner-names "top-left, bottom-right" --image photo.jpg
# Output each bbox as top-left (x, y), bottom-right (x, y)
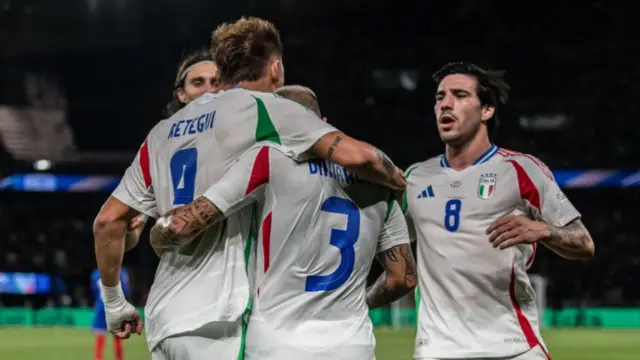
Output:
top-left (167, 110), bottom-right (216, 139)
top-left (308, 159), bottom-right (365, 185)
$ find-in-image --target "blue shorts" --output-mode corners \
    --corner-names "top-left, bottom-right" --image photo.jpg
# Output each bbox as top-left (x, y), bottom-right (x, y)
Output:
top-left (92, 308), bottom-right (107, 332)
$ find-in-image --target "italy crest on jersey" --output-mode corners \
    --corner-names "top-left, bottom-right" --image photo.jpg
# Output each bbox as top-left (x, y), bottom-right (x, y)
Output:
top-left (478, 173), bottom-right (497, 199)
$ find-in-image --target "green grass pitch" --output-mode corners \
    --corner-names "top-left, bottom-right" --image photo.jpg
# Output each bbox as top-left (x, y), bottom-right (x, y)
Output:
top-left (0, 327), bottom-right (638, 359)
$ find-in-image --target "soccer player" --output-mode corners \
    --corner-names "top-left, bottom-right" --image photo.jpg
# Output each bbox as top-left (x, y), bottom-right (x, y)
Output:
top-left (164, 49), bottom-right (219, 117)
top-left (149, 84), bottom-right (417, 360)
top-left (93, 17), bottom-right (405, 360)
top-left (116, 50), bottom-right (219, 253)
top-left (403, 62), bottom-right (595, 360)
top-left (91, 267), bottom-right (130, 360)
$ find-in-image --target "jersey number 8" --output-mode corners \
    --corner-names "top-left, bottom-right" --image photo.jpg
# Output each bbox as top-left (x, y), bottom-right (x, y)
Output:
top-left (444, 199), bottom-right (462, 232)
top-left (169, 148), bottom-right (198, 205)
top-left (305, 196), bottom-right (360, 292)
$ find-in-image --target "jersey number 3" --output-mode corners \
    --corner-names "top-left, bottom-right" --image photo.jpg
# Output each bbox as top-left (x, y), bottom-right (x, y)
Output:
top-left (170, 148), bottom-right (198, 205)
top-left (305, 197), bottom-right (360, 292)
top-left (444, 199), bottom-right (462, 232)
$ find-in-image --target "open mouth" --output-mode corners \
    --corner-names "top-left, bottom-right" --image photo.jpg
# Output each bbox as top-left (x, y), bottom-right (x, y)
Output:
top-left (439, 114), bottom-right (456, 127)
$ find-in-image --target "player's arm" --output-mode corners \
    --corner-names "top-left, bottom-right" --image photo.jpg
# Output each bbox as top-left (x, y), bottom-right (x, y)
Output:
top-left (94, 197), bottom-right (142, 287)
top-left (487, 158), bottom-right (594, 259)
top-left (95, 140), bottom-right (158, 286)
top-left (366, 199), bottom-right (417, 309)
top-left (540, 218), bottom-right (594, 259)
top-left (150, 145), bottom-right (270, 251)
top-left (268, 98), bottom-right (405, 191)
top-left (93, 141), bottom-right (156, 337)
top-left (149, 197), bottom-right (224, 251)
top-left (311, 132), bottom-right (406, 191)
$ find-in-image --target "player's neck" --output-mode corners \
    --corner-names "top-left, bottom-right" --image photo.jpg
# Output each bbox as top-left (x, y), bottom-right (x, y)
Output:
top-left (445, 132), bottom-right (492, 171)
top-left (223, 78), bottom-right (275, 93)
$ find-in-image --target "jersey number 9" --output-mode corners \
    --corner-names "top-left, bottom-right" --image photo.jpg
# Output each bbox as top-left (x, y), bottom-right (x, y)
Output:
top-left (170, 148), bottom-right (198, 205)
top-left (305, 196), bottom-right (360, 292)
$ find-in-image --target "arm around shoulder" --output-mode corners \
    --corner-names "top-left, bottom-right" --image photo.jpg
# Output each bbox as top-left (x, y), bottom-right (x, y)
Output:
top-left (311, 131), bottom-right (406, 190)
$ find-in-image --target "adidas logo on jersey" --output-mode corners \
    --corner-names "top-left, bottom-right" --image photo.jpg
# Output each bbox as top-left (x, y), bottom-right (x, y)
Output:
top-left (417, 185), bottom-right (435, 199)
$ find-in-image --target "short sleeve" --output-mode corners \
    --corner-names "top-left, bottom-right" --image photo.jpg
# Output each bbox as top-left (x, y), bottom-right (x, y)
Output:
top-left (111, 140), bottom-right (159, 218)
top-left (261, 97), bottom-right (338, 160)
top-left (202, 145), bottom-right (272, 217)
top-left (508, 156), bottom-right (580, 227)
top-left (376, 200), bottom-right (411, 254)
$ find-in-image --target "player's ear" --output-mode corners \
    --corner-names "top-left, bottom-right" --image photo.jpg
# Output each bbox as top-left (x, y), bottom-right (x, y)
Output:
top-left (270, 58), bottom-right (285, 88)
top-left (481, 104), bottom-right (495, 122)
top-left (176, 88), bottom-right (188, 104)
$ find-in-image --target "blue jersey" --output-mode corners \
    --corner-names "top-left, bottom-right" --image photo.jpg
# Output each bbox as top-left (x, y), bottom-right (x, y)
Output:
top-left (91, 268), bottom-right (130, 311)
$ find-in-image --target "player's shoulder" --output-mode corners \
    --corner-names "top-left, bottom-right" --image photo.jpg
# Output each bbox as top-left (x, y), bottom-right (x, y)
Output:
top-left (145, 112), bottom-right (180, 143)
top-left (405, 155), bottom-right (444, 179)
top-left (251, 90), bottom-right (313, 113)
top-left (495, 147), bottom-right (554, 181)
top-left (247, 141), bottom-right (290, 158)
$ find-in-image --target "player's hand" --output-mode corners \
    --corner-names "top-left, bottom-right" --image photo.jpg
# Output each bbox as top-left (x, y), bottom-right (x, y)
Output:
top-left (486, 215), bottom-right (549, 250)
top-left (128, 214), bottom-right (146, 231)
top-left (390, 166), bottom-right (407, 191)
top-left (149, 207), bottom-right (184, 251)
top-left (105, 299), bottom-right (143, 339)
top-left (150, 205), bottom-right (204, 252)
top-left (125, 214), bottom-right (146, 251)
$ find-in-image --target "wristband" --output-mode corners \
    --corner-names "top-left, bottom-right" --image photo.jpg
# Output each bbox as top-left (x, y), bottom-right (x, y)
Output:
top-left (100, 282), bottom-right (126, 307)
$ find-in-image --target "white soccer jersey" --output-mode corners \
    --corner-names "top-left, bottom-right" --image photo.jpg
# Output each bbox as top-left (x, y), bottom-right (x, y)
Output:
top-left (404, 145), bottom-right (580, 359)
top-left (111, 88), bottom-right (337, 351)
top-left (202, 143), bottom-right (410, 360)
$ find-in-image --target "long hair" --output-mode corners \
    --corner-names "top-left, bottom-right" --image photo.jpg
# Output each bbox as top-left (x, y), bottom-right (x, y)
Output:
top-left (164, 49), bottom-right (215, 118)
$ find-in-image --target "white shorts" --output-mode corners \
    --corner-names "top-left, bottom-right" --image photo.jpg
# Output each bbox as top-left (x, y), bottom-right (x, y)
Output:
top-left (416, 344), bottom-right (550, 360)
top-left (151, 320), bottom-right (243, 360)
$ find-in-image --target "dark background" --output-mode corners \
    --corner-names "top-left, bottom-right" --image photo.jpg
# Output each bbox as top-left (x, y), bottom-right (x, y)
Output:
top-left (0, 0), bottom-right (637, 308)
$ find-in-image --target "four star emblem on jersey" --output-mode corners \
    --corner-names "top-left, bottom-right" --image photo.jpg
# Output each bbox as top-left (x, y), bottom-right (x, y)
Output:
top-left (477, 173), bottom-right (497, 199)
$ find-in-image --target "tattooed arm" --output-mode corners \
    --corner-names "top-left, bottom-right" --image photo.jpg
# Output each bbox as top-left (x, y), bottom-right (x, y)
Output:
top-left (540, 218), bottom-right (595, 260)
top-left (149, 197), bottom-right (223, 253)
top-left (150, 145), bottom-right (274, 255)
top-left (312, 132), bottom-right (406, 190)
top-left (366, 244), bottom-right (417, 309)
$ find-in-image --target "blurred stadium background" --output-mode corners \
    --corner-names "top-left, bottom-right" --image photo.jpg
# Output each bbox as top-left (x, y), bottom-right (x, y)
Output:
top-left (1, 1), bottom-right (639, 359)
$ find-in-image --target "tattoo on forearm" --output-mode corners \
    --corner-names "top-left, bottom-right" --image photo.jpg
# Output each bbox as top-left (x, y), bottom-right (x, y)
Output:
top-left (374, 148), bottom-right (397, 181)
top-left (366, 244), bottom-right (417, 309)
top-left (543, 219), bottom-right (594, 257)
top-left (150, 197), bottom-right (223, 250)
top-left (327, 136), bottom-right (343, 160)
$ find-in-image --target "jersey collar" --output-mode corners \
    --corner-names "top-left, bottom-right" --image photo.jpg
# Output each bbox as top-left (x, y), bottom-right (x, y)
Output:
top-left (440, 144), bottom-right (499, 168)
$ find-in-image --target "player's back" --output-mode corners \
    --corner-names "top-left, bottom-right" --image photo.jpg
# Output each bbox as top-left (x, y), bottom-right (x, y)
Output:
top-left (246, 145), bottom-right (394, 359)
top-left (139, 88), bottom-right (337, 350)
top-left (406, 146), bottom-right (576, 358)
top-left (141, 89), bottom-right (272, 348)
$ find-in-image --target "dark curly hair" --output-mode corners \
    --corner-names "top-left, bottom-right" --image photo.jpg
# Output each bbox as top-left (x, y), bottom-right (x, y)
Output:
top-left (433, 61), bottom-right (510, 134)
